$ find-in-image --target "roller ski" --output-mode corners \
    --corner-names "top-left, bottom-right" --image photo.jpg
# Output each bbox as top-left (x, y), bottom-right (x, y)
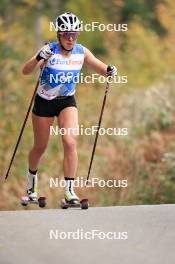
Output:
top-left (60, 178), bottom-right (88, 209)
top-left (21, 170), bottom-right (46, 208)
top-left (60, 198), bottom-right (89, 210)
top-left (20, 196), bottom-right (46, 208)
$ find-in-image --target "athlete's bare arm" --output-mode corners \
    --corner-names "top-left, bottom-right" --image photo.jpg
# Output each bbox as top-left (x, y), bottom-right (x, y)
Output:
top-left (84, 47), bottom-right (107, 76)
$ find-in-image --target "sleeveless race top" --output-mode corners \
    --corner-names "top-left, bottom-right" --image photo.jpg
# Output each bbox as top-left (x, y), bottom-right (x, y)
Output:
top-left (36, 42), bottom-right (84, 100)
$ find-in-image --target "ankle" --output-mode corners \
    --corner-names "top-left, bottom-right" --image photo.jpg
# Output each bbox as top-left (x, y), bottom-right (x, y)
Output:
top-left (29, 168), bottom-right (37, 175)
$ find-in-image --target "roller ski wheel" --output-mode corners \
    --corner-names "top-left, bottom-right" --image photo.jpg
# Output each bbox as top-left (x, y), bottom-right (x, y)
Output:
top-left (60, 198), bottom-right (89, 210)
top-left (38, 197), bottom-right (46, 208)
top-left (20, 196), bottom-right (46, 208)
top-left (80, 198), bottom-right (89, 210)
top-left (60, 199), bottom-right (69, 209)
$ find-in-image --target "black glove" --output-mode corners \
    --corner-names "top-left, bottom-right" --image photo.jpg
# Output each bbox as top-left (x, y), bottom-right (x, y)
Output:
top-left (106, 65), bottom-right (117, 76)
top-left (36, 46), bottom-right (54, 61)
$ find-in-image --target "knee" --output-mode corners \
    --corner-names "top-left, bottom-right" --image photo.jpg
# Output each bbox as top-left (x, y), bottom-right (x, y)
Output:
top-left (32, 144), bottom-right (47, 155)
top-left (63, 136), bottom-right (77, 153)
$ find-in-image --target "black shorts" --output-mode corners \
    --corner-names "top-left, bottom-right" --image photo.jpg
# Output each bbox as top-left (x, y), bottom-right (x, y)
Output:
top-left (32, 94), bottom-right (77, 117)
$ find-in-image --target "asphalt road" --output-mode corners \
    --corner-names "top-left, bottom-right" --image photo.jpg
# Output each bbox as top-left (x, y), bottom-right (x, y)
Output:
top-left (0, 204), bottom-right (175, 264)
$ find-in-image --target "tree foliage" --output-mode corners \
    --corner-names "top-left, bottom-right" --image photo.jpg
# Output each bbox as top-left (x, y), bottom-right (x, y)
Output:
top-left (0, 0), bottom-right (175, 209)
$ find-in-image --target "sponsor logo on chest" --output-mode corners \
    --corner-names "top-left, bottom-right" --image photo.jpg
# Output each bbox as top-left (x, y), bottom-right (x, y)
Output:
top-left (49, 56), bottom-right (83, 66)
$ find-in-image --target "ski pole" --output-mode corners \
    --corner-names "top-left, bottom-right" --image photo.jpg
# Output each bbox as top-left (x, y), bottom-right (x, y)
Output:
top-left (86, 75), bottom-right (111, 183)
top-left (5, 78), bottom-right (40, 180)
top-left (5, 42), bottom-right (52, 180)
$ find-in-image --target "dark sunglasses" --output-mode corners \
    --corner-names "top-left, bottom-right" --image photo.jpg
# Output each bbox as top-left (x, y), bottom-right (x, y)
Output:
top-left (59, 32), bottom-right (79, 41)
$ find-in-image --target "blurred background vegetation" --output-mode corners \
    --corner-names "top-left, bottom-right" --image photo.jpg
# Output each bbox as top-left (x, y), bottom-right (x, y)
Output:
top-left (0, 0), bottom-right (175, 210)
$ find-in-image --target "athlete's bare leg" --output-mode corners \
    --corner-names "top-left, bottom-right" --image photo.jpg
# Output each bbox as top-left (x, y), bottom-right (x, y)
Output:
top-left (28, 113), bottom-right (54, 171)
top-left (57, 107), bottom-right (78, 179)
